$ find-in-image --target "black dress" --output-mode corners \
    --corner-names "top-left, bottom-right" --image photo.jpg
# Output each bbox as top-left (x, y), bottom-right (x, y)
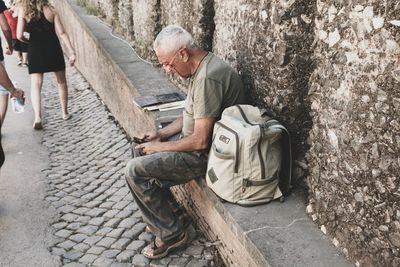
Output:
top-left (27, 14), bottom-right (65, 74)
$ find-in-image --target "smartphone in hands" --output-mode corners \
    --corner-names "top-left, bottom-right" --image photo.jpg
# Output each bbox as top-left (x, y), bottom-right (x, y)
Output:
top-left (132, 136), bottom-right (145, 144)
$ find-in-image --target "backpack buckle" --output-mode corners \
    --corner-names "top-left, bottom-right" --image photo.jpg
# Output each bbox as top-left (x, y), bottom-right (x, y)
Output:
top-left (242, 178), bottom-right (252, 193)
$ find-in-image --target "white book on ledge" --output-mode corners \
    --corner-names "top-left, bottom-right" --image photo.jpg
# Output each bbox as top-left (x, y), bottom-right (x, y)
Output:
top-left (143, 100), bottom-right (185, 111)
top-left (132, 92), bottom-right (185, 108)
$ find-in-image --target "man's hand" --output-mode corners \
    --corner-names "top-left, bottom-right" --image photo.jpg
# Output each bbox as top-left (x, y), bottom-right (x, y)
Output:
top-left (4, 45), bottom-right (12, 55)
top-left (135, 141), bottom-right (162, 155)
top-left (143, 131), bottom-right (161, 142)
top-left (11, 88), bottom-right (24, 99)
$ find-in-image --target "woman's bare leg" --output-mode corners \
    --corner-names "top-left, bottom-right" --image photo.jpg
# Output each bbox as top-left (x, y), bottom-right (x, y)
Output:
top-left (30, 73), bottom-right (44, 124)
top-left (54, 70), bottom-right (69, 117)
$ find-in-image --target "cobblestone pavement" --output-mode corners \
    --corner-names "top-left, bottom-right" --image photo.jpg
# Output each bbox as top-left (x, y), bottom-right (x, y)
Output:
top-left (40, 65), bottom-right (218, 267)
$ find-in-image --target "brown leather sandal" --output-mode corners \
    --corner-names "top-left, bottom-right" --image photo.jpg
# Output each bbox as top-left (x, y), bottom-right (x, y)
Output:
top-left (145, 225), bottom-right (155, 233)
top-left (142, 231), bottom-right (188, 259)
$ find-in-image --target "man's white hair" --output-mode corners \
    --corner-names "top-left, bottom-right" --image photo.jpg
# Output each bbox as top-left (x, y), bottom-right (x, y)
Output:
top-left (153, 25), bottom-right (196, 54)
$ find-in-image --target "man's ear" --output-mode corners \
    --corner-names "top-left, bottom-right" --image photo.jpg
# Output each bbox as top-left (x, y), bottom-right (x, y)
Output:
top-left (180, 49), bottom-right (189, 62)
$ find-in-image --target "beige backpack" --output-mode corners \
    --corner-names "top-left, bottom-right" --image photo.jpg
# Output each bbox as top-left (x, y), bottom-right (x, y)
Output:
top-left (206, 105), bottom-right (292, 206)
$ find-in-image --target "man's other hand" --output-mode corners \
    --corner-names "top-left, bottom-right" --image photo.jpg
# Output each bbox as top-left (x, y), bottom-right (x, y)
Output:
top-left (135, 141), bottom-right (161, 155)
top-left (11, 88), bottom-right (24, 99)
top-left (143, 131), bottom-right (161, 142)
top-left (4, 45), bottom-right (12, 55)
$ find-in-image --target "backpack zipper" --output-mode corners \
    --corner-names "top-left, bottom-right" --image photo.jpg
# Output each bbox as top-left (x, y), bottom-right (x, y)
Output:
top-left (236, 105), bottom-right (266, 180)
top-left (215, 121), bottom-right (239, 173)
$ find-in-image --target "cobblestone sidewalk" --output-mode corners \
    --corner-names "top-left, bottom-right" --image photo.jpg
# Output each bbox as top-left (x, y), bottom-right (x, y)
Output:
top-left (40, 65), bottom-right (217, 267)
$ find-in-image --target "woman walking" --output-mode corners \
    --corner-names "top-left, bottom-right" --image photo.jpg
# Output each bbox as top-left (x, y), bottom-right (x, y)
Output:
top-left (17, 0), bottom-right (75, 129)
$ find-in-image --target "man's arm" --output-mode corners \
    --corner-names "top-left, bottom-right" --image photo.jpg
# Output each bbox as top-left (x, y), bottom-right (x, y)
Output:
top-left (156, 116), bottom-right (183, 140)
top-left (141, 116), bottom-right (183, 142)
top-left (0, 13), bottom-right (12, 54)
top-left (136, 117), bottom-right (215, 154)
top-left (0, 63), bottom-right (24, 98)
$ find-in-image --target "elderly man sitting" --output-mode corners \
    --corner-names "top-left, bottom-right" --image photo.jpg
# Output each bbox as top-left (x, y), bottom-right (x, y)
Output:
top-left (125, 25), bottom-right (247, 259)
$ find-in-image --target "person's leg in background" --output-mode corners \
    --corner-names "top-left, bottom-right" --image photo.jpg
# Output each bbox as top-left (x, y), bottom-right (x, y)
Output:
top-left (20, 41), bottom-right (29, 67)
top-left (30, 72), bottom-right (44, 129)
top-left (21, 52), bottom-right (28, 66)
top-left (12, 40), bottom-right (23, 66)
top-left (16, 51), bottom-right (22, 65)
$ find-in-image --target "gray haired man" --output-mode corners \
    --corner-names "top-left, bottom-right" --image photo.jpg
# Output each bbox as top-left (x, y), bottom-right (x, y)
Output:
top-left (125, 25), bottom-right (247, 259)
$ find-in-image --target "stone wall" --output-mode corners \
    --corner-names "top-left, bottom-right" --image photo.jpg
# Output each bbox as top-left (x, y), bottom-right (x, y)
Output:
top-left (212, 0), bottom-right (315, 179)
top-left (86, 0), bottom-right (116, 21)
top-left (306, 2), bottom-right (400, 266)
top-left (72, 0), bottom-right (400, 266)
top-left (129, 0), bottom-right (160, 60)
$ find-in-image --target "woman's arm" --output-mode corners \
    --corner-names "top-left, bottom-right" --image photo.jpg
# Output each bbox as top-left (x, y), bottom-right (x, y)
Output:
top-left (53, 10), bottom-right (75, 66)
top-left (16, 7), bottom-right (28, 43)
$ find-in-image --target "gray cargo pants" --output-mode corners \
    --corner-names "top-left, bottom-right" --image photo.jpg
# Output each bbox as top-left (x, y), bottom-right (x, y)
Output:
top-left (125, 134), bottom-right (208, 242)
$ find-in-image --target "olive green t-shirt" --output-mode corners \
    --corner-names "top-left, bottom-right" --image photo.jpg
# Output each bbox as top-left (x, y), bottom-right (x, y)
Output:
top-left (182, 53), bottom-right (247, 136)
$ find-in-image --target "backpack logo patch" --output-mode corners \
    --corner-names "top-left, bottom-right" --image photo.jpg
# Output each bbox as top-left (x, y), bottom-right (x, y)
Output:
top-left (208, 168), bottom-right (218, 183)
top-left (219, 135), bottom-right (230, 144)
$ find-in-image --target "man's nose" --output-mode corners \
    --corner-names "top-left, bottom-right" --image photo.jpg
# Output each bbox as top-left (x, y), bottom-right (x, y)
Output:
top-left (164, 65), bottom-right (173, 74)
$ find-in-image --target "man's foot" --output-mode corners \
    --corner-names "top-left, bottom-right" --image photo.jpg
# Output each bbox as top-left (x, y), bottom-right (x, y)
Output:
top-left (142, 231), bottom-right (188, 259)
top-left (21, 63), bottom-right (28, 67)
top-left (17, 60), bottom-right (22, 66)
top-left (145, 225), bottom-right (155, 234)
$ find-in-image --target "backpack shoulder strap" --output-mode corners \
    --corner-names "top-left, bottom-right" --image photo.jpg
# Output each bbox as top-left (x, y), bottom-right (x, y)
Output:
top-left (265, 120), bottom-right (292, 197)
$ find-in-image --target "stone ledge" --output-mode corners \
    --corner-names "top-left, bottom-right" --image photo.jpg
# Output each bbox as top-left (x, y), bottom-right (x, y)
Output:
top-left (173, 180), bottom-right (352, 267)
top-left (55, 1), bottom-right (352, 266)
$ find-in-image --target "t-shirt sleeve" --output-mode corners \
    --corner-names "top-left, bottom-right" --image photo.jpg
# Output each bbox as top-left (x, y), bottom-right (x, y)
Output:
top-left (0, 1), bottom-right (7, 13)
top-left (193, 77), bottom-right (224, 119)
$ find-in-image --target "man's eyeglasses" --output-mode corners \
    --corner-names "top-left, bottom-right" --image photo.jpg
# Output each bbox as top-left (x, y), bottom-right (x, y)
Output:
top-left (160, 48), bottom-right (184, 70)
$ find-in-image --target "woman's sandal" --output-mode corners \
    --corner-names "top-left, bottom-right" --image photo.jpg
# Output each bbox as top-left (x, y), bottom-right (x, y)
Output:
top-left (62, 113), bottom-right (72, 120)
top-left (142, 231), bottom-right (188, 259)
top-left (33, 121), bottom-right (43, 130)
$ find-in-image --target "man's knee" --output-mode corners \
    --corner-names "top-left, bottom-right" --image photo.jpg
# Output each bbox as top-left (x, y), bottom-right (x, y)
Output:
top-left (125, 157), bottom-right (148, 186)
top-left (125, 158), bottom-right (141, 186)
